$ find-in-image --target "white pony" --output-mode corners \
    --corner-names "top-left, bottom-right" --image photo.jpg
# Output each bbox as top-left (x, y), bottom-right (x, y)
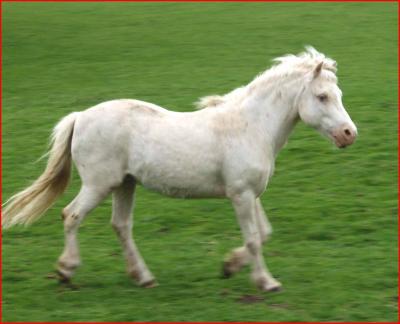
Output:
top-left (2, 47), bottom-right (357, 291)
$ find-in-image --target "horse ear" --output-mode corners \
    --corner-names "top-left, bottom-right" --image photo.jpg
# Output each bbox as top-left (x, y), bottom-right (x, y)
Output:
top-left (313, 62), bottom-right (323, 78)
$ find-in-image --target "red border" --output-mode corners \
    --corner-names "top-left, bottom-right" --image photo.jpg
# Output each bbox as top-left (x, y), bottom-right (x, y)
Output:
top-left (0, 0), bottom-right (398, 324)
top-left (0, 0), bottom-right (398, 2)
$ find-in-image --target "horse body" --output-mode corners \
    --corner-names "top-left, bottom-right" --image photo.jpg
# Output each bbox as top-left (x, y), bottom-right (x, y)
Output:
top-left (2, 47), bottom-right (357, 291)
top-left (72, 97), bottom-right (277, 199)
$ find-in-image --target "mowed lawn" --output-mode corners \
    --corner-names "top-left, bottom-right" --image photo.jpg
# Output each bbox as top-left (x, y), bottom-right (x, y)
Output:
top-left (2, 2), bottom-right (397, 322)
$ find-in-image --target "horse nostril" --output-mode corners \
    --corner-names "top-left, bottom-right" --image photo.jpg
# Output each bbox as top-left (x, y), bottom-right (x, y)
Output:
top-left (344, 129), bottom-right (351, 136)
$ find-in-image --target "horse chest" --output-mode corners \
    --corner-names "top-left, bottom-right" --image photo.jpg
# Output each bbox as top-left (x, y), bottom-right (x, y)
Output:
top-left (223, 158), bottom-right (274, 198)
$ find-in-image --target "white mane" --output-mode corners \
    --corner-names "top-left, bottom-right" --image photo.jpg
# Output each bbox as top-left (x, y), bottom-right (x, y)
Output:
top-left (271, 46), bottom-right (337, 74)
top-left (195, 46), bottom-right (337, 110)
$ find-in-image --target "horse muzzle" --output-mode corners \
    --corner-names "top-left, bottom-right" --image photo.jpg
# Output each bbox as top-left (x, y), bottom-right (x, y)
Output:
top-left (331, 123), bottom-right (357, 148)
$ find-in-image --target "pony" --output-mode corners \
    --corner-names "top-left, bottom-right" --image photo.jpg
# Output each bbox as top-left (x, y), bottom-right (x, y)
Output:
top-left (2, 47), bottom-right (357, 291)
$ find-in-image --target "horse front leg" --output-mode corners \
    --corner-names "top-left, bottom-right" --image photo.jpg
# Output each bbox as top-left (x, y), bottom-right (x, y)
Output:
top-left (222, 197), bottom-right (273, 278)
top-left (224, 191), bottom-right (281, 292)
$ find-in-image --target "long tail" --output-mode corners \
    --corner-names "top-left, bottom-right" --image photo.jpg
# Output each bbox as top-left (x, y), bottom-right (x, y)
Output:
top-left (2, 112), bottom-right (79, 229)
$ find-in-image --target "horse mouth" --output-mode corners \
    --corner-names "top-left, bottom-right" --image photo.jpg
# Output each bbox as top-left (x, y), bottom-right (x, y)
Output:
top-left (330, 134), bottom-right (353, 149)
top-left (325, 132), bottom-right (350, 149)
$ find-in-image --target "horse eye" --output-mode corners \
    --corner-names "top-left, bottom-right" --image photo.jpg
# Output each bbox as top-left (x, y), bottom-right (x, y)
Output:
top-left (317, 94), bottom-right (328, 102)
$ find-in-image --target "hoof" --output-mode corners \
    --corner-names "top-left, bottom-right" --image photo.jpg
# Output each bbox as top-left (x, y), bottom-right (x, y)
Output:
top-left (56, 270), bottom-right (71, 284)
top-left (255, 276), bottom-right (282, 292)
top-left (140, 279), bottom-right (158, 288)
top-left (221, 261), bottom-right (233, 279)
top-left (128, 268), bottom-right (157, 288)
top-left (55, 271), bottom-right (80, 290)
top-left (222, 247), bottom-right (247, 278)
top-left (57, 259), bottom-right (79, 282)
top-left (265, 284), bottom-right (282, 293)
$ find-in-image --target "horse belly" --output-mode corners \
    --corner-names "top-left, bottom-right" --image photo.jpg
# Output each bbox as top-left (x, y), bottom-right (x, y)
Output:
top-left (143, 180), bottom-right (225, 198)
top-left (134, 163), bottom-right (226, 198)
top-left (129, 144), bottom-right (225, 198)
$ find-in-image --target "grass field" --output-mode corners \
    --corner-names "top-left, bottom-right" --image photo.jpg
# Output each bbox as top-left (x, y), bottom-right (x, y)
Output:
top-left (2, 2), bottom-right (398, 322)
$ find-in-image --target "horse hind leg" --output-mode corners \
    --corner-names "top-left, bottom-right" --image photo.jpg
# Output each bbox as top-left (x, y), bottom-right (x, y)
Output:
top-left (57, 185), bottom-right (109, 283)
top-left (111, 175), bottom-right (156, 288)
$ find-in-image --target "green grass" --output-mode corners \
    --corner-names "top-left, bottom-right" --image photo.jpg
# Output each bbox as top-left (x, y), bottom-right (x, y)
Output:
top-left (2, 2), bottom-right (398, 322)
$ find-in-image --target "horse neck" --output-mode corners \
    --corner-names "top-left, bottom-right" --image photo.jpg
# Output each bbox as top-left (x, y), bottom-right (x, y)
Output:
top-left (240, 76), bottom-right (303, 156)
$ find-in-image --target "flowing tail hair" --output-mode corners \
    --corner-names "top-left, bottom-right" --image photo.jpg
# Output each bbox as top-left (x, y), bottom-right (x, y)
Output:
top-left (2, 112), bottom-right (79, 229)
